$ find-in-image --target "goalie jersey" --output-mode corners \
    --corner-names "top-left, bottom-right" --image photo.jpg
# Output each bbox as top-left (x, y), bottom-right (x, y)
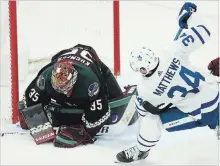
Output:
top-left (22, 45), bottom-right (110, 136)
top-left (136, 25), bottom-right (219, 121)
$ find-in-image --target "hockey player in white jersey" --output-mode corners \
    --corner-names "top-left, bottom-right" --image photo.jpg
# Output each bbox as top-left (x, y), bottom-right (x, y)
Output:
top-left (116, 2), bottom-right (219, 163)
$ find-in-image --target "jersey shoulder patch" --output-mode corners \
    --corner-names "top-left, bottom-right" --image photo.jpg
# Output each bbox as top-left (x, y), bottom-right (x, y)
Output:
top-left (36, 75), bottom-right (46, 90)
top-left (88, 82), bottom-right (100, 97)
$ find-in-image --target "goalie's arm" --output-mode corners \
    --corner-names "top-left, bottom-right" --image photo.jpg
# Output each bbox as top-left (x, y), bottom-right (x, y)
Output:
top-left (82, 86), bottom-right (111, 137)
top-left (19, 71), bottom-right (48, 129)
top-left (22, 73), bottom-right (47, 107)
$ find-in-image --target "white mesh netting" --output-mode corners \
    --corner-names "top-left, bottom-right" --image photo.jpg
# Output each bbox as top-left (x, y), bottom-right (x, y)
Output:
top-left (1, 1), bottom-right (114, 129)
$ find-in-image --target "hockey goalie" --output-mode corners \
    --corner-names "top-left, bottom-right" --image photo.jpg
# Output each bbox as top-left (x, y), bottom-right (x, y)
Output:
top-left (18, 44), bottom-right (139, 147)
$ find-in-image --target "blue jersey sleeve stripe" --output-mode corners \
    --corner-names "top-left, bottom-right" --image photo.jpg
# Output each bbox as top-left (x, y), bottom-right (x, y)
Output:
top-left (197, 25), bottom-right (211, 36)
top-left (191, 27), bottom-right (205, 44)
top-left (189, 108), bottom-right (201, 116)
top-left (201, 93), bottom-right (219, 109)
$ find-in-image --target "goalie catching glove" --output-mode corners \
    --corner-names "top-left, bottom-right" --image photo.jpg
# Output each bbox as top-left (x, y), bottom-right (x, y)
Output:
top-left (54, 125), bottom-right (96, 148)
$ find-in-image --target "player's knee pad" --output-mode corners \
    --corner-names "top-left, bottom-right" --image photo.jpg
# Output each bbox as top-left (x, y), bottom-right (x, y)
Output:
top-left (139, 113), bottom-right (162, 141)
top-left (137, 114), bottom-right (162, 151)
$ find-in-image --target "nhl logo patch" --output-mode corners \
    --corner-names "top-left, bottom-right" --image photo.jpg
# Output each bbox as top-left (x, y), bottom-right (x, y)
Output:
top-left (158, 71), bottom-right (163, 77)
top-left (88, 82), bottom-right (100, 97)
top-left (137, 55), bottom-right (142, 61)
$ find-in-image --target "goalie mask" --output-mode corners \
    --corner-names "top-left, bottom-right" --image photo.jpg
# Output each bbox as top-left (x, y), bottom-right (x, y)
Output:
top-left (129, 47), bottom-right (159, 77)
top-left (51, 61), bottom-right (78, 96)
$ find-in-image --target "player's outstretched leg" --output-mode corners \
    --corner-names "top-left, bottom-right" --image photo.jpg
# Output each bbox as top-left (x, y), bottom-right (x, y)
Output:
top-left (116, 113), bottom-right (162, 163)
top-left (116, 145), bottom-right (149, 163)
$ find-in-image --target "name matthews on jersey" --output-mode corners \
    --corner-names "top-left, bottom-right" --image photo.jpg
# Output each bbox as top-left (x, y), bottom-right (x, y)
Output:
top-left (153, 58), bottom-right (181, 96)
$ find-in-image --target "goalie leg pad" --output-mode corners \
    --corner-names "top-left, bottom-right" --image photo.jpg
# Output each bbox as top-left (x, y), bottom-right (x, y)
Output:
top-left (21, 103), bottom-right (55, 144)
top-left (107, 85), bottom-right (139, 126)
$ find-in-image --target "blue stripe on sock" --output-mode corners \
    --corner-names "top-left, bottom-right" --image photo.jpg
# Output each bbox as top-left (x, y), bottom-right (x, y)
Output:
top-left (139, 134), bottom-right (159, 143)
top-left (141, 149), bottom-right (150, 153)
top-left (197, 25), bottom-right (211, 36)
top-left (135, 103), bottom-right (147, 112)
top-left (137, 110), bottom-right (146, 117)
top-left (137, 139), bottom-right (156, 147)
top-left (191, 27), bottom-right (205, 44)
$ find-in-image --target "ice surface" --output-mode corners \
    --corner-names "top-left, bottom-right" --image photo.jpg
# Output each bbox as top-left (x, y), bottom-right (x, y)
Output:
top-left (0, 123), bottom-right (219, 165)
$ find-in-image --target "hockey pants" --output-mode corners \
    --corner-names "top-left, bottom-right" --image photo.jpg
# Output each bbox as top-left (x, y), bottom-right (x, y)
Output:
top-left (160, 104), bottom-right (219, 132)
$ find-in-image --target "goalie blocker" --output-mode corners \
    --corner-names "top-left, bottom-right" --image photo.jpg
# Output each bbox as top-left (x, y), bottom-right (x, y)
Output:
top-left (18, 85), bottom-right (139, 146)
top-left (19, 103), bottom-right (55, 144)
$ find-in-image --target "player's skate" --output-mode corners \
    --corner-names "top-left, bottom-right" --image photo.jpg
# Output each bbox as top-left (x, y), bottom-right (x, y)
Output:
top-left (116, 145), bottom-right (149, 163)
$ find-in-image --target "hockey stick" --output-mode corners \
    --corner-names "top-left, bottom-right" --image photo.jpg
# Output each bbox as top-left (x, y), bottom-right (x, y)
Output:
top-left (1, 131), bottom-right (29, 137)
top-left (0, 124), bottom-right (29, 137)
top-left (174, 5), bottom-right (197, 41)
top-left (174, 27), bottom-right (182, 41)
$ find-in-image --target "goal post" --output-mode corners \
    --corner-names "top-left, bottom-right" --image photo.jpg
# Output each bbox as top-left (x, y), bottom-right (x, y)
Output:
top-left (1, 0), bottom-right (121, 124)
top-left (113, 0), bottom-right (120, 76)
top-left (9, 0), bottom-right (19, 124)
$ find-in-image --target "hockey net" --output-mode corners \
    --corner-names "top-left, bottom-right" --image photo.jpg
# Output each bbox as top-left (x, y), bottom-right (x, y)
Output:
top-left (0, 0), bottom-right (120, 129)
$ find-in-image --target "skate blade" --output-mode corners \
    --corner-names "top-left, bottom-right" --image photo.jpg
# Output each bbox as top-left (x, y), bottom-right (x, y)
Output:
top-left (114, 159), bottom-right (145, 164)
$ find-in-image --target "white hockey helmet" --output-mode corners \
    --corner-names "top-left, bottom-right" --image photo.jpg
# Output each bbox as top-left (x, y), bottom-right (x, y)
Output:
top-left (129, 47), bottom-right (159, 76)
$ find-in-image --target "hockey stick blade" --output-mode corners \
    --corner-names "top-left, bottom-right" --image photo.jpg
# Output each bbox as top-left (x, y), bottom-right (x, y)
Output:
top-left (0, 131), bottom-right (29, 137)
top-left (0, 123), bottom-right (30, 136)
top-left (114, 159), bottom-right (146, 164)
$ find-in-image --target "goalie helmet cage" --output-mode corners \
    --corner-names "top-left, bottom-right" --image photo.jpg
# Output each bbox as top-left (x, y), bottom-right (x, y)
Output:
top-left (3, 0), bottom-right (120, 124)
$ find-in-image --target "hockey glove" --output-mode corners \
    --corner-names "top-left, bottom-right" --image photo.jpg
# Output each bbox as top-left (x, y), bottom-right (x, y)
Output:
top-left (142, 101), bottom-right (172, 115)
top-left (142, 101), bottom-right (161, 115)
top-left (21, 103), bottom-right (56, 144)
top-left (178, 2), bottom-right (197, 29)
top-left (54, 125), bottom-right (96, 148)
top-left (208, 57), bottom-right (219, 76)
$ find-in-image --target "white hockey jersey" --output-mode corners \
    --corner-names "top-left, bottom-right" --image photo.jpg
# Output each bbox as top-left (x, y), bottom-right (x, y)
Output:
top-left (136, 25), bottom-right (219, 121)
